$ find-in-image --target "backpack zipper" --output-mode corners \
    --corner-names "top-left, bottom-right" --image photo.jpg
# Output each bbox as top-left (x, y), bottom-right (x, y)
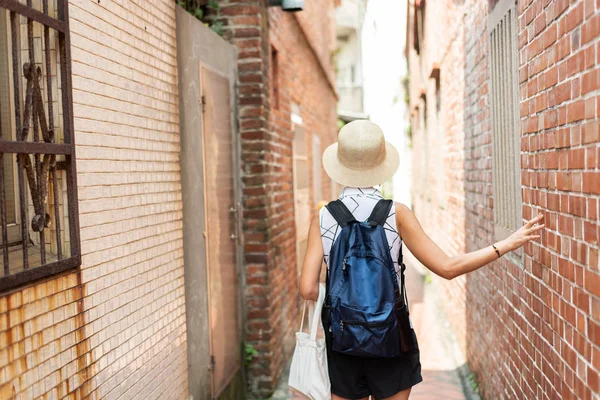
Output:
top-left (340, 319), bottom-right (390, 333)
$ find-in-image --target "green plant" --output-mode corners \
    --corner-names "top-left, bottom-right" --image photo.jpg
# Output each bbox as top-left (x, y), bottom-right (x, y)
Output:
top-left (424, 272), bottom-right (432, 284)
top-left (402, 75), bottom-right (410, 105)
top-left (466, 372), bottom-right (480, 394)
top-left (211, 20), bottom-right (225, 36)
top-left (244, 343), bottom-right (259, 367)
top-left (176, 0), bottom-right (224, 37)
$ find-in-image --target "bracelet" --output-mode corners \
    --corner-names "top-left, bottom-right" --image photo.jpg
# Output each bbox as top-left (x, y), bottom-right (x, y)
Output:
top-left (492, 243), bottom-right (501, 258)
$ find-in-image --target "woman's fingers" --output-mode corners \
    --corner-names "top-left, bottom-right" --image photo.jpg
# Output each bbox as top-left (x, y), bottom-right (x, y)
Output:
top-left (527, 224), bottom-right (545, 233)
top-left (526, 235), bottom-right (541, 240)
top-left (526, 214), bottom-right (544, 227)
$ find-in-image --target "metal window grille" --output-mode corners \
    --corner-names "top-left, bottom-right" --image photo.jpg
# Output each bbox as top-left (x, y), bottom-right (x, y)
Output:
top-left (488, 0), bottom-right (522, 242)
top-left (0, 0), bottom-right (80, 292)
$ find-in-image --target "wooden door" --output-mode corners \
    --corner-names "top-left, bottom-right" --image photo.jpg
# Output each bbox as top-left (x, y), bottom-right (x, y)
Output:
top-left (200, 65), bottom-right (241, 398)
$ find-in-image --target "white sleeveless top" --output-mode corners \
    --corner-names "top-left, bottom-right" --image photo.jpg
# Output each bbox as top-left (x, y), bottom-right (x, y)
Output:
top-left (319, 187), bottom-right (403, 281)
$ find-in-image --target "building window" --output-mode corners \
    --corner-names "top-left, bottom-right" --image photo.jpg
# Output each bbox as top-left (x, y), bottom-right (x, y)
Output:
top-left (0, 1), bottom-right (81, 292)
top-left (431, 67), bottom-right (445, 209)
top-left (270, 45), bottom-right (279, 109)
top-left (413, 0), bottom-right (426, 55)
top-left (420, 94), bottom-right (428, 193)
top-left (488, 0), bottom-right (522, 243)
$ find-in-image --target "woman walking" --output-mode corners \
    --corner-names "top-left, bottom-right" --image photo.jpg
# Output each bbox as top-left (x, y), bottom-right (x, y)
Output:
top-left (299, 120), bottom-right (544, 400)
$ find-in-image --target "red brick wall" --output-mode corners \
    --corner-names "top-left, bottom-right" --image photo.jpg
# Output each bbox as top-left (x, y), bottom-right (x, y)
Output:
top-left (216, 1), bottom-right (338, 397)
top-left (407, 0), bottom-right (600, 398)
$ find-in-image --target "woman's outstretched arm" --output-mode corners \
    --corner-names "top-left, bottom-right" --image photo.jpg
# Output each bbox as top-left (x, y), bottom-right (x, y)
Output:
top-left (299, 212), bottom-right (325, 301)
top-left (396, 203), bottom-right (544, 280)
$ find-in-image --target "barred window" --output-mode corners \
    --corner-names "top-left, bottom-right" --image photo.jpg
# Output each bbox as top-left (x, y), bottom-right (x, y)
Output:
top-left (0, 1), bottom-right (80, 292)
top-left (488, 0), bottom-right (522, 244)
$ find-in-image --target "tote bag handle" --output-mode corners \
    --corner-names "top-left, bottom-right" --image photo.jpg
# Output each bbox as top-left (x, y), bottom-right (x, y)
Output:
top-left (299, 284), bottom-right (326, 341)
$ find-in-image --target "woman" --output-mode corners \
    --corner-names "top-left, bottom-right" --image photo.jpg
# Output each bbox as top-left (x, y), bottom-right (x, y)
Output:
top-left (299, 120), bottom-right (544, 400)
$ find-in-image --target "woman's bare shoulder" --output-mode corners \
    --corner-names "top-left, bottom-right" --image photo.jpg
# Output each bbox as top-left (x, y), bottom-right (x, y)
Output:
top-left (393, 201), bottom-right (412, 216)
top-left (393, 202), bottom-right (414, 235)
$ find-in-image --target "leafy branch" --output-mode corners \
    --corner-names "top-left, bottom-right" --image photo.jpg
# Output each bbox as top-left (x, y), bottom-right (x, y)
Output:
top-left (176, 0), bottom-right (224, 36)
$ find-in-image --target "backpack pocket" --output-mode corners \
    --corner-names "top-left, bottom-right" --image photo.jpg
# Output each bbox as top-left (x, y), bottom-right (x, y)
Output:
top-left (331, 301), bottom-right (401, 358)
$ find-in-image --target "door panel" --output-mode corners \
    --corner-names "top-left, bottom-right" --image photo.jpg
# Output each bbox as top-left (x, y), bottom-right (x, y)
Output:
top-left (200, 66), bottom-right (241, 397)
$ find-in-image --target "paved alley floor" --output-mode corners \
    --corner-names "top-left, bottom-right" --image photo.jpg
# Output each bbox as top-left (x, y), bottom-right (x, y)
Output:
top-left (404, 261), bottom-right (468, 400)
top-left (271, 261), bottom-right (474, 400)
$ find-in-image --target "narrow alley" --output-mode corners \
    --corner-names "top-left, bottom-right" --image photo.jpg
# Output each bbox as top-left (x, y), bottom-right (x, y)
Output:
top-left (0, 0), bottom-right (597, 399)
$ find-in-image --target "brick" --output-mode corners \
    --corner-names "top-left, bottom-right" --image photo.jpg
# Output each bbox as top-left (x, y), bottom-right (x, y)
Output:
top-left (582, 14), bottom-right (600, 44)
top-left (582, 68), bottom-right (600, 94)
top-left (233, 27), bottom-right (262, 38)
top-left (566, 4), bottom-right (585, 32)
top-left (544, 23), bottom-right (558, 48)
top-left (220, 4), bottom-right (261, 16)
top-left (567, 100), bottom-right (586, 122)
top-left (583, 172), bottom-right (600, 194)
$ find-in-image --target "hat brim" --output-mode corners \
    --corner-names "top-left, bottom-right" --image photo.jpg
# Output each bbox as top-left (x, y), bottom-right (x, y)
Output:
top-left (322, 141), bottom-right (400, 188)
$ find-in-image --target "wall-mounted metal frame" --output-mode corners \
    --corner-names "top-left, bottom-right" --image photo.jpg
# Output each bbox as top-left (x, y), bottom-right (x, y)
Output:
top-left (0, 0), bottom-right (81, 292)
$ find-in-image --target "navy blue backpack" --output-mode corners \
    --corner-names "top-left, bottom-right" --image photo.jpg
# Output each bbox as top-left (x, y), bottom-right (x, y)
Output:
top-left (322, 198), bottom-right (418, 358)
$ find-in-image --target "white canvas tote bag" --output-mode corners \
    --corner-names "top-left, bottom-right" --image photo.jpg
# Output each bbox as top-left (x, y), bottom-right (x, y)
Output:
top-left (288, 283), bottom-right (330, 400)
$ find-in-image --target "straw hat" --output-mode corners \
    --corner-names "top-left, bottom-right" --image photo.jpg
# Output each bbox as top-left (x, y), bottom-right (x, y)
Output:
top-left (322, 120), bottom-right (399, 188)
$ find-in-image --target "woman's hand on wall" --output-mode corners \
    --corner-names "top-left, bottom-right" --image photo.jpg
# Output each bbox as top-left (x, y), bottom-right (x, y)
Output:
top-left (497, 214), bottom-right (544, 255)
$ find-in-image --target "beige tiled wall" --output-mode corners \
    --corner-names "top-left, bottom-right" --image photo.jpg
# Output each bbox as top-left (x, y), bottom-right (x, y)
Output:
top-left (0, 1), bottom-right (188, 399)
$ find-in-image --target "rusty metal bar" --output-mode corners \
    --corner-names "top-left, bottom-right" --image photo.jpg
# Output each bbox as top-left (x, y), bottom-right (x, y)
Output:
top-left (0, 255), bottom-right (80, 292)
top-left (27, 0), bottom-right (46, 265)
top-left (43, 0), bottom-right (54, 136)
top-left (43, 0), bottom-right (55, 263)
top-left (51, 167), bottom-right (62, 260)
top-left (0, 0), bottom-right (66, 33)
top-left (58, 0), bottom-right (81, 259)
top-left (0, 0), bottom-right (81, 289)
top-left (0, 141), bottom-right (72, 155)
top-left (0, 97), bottom-right (8, 277)
top-left (21, 65), bottom-right (34, 141)
top-left (57, 0), bottom-right (64, 22)
top-left (0, 154), bottom-right (8, 276)
top-left (10, 11), bottom-right (29, 269)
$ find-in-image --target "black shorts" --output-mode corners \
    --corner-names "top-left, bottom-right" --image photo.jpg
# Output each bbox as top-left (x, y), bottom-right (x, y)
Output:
top-left (326, 340), bottom-right (423, 399)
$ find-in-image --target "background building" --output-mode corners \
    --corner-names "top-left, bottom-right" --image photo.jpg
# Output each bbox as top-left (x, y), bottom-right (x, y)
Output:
top-left (406, 0), bottom-right (600, 398)
top-left (334, 0), bottom-right (368, 122)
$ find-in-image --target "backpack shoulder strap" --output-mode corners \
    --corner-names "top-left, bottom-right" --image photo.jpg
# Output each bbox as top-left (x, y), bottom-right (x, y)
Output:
top-left (397, 242), bottom-right (409, 308)
top-left (324, 200), bottom-right (357, 228)
top-left (367, 199), bottom-right (394, 227)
